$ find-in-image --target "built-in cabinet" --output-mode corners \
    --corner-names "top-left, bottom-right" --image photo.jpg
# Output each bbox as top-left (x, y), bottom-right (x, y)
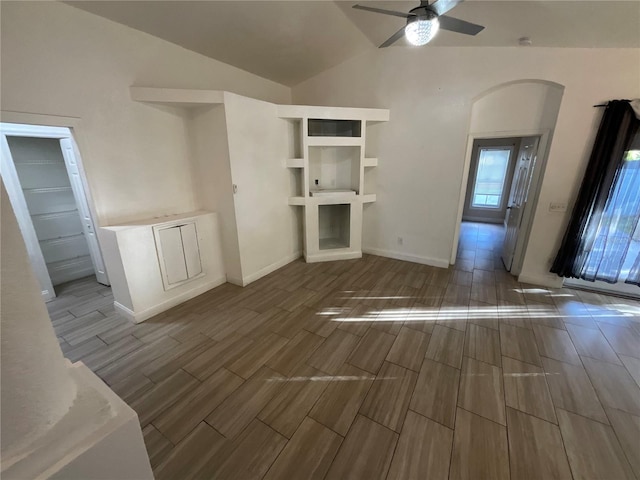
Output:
top-left (153, 221), bottom-right (202, 289)
top-left (280, 108), bottom-right (389, 262)
top-left (100, 211), bottom-right (225, 323)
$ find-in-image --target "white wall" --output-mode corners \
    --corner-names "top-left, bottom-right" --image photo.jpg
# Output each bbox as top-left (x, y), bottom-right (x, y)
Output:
top-left (222, 93), bottom-right (303, 284)
top-left (292, 47), bottom-right (640, 285)
top-left (189, 104), bottom-right (244, 283)
top-left (0, 1), bottom-right (291, 227)
top-left (1, 182), bottom-right (76, 460)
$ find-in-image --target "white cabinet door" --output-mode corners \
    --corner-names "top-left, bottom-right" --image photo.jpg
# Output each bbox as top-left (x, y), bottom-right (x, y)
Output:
top-left (158, 226), bottom-right (188, 285)
top-left (180, 223), bottom-right (202, 278)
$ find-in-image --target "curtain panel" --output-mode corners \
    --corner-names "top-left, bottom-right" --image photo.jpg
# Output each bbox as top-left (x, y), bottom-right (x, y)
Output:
top-left (551, 100), bottom-right (640, 285)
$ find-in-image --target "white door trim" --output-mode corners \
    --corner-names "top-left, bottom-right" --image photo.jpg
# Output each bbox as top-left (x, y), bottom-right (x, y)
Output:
top-left (59, 138), bottom-right (108, 284)
top-left (0, 121), bottom-right (109, 296)
top-left (0, 135), bottom-right (56, 300)
top-left (451, 128), bottom-right (553, 278)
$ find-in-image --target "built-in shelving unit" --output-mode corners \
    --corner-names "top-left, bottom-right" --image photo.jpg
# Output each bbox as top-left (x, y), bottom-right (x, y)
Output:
top-left (280, 105), bottom-right (389, 263)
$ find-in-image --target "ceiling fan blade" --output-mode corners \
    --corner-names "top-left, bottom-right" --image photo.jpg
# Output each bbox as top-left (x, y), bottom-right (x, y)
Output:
top-left (438, 15), bottom-right (485, 35)
top-left (352, 4), bottom-right (412, 19)
top-left (429, 0), bottom-right (464, 16)
top-left (379, 25), bottom-right (407, 48)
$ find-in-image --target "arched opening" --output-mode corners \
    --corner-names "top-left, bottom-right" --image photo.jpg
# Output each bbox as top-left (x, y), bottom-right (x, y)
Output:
top-left (451, 80), bottom-right (565, 279)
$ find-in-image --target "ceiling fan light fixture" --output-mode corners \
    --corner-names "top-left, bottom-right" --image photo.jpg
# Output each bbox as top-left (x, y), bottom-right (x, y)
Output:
top-left (405, 17), bottom-right (440, 46)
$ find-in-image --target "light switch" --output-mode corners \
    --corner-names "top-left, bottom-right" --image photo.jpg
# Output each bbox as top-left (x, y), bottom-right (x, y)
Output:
top-left (549, 202), bottom-right (567, 213)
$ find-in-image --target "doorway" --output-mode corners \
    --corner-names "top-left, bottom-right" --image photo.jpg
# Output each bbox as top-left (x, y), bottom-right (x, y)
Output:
top-left (1, 123), bottom-right (108, 301)
top-left (458, 136), bottom-right (541, 275)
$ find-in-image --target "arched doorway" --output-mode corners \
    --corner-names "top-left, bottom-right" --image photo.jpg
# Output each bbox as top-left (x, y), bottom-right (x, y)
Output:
top-left (451, 80), bottom-right (565, 278)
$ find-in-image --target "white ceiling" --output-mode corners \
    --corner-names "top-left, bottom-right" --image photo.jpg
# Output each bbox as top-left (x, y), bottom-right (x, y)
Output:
top-left (66, 1), bottom-right (640, 87)
top-left (339, 1), bottom-right (640, 49)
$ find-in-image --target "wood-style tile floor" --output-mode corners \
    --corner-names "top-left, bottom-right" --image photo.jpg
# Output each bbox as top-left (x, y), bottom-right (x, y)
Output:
top-left (48, 222), bottom-right (640, 480)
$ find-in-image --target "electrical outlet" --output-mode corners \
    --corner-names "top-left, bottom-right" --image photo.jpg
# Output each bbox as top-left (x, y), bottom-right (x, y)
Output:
top-left (397, 237), bottom-right (403, 246)
top-left (314, 179), bottom-right (319, 186)
top-left (549, 202), bottom-right (567, 213)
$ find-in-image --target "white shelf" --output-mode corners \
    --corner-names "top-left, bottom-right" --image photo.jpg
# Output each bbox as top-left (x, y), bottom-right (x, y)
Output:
top-left (130, 87), bottom-right (225, 107)
top-left (313, 194), bottom-right (361, 205)
top-left (310, 189), bottom-right (356, 198)
top-left (363, 158), bottom-right (378, 168)
top-left (307, 137), bottom-right (363, 147)
top-left (288, 197), bottom-right (305, 206)
top-left (361, 194), bottom-right (377, 204)
top-left (286, 158), bottom-right (304, 168)
top-left (305, 250), bottom-right (362, 263)
top-left (319, 237), bottom-right (350, 250)
top-left (277, 104), bottom-right (390, 122)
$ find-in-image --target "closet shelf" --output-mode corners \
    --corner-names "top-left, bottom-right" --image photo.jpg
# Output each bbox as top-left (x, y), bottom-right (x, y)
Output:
top-left (23, 186), bottom-right (72, 194)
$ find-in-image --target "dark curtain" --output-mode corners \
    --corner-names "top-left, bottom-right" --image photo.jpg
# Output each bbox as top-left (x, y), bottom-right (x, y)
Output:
top-left (551, 100), bottom-right (640, 282)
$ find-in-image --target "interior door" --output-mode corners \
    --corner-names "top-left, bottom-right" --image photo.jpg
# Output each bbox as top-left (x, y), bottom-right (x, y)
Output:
top-left (502, 137), bottom-right (539, 271)
top-left (59, 138), bottom-right (109, 285)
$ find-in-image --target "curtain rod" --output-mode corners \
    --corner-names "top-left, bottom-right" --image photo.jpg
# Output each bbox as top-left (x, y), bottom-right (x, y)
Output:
top-left (594, 100), bottom-right (635, 107)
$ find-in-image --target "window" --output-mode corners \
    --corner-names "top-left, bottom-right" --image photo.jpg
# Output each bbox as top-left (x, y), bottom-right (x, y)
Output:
top-left (581, 147), bottom-right (640, 284)
top-left (471, 148), bottom-right (511, 208)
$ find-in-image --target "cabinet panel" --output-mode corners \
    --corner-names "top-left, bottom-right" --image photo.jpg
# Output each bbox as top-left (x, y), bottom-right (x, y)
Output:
top-left (180, 223), bottom-right (202, 278)
top-left (158, 226), bottom-right (188, 285)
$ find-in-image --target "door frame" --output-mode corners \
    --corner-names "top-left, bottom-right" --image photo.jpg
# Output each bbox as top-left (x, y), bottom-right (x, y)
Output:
top-left (451, 128), bottom-right (552, 277)
top-left (0, 117), bottom-right (108, 299)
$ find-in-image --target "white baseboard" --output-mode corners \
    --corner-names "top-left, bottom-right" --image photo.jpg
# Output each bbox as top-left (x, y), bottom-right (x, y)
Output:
top-left (517, 273), bottom-right (563, 289)
top-left (305, 251), bottom-right (362, 263)
top-left (226, 275), bottom-right (243, 287)
top-left (114, 275), bottom-right (227, 323)
top-left (362, 247), bottom-right (450, 269)
top-left (239, 251), bottom-right (302, 286)
top-left (113, 301), bottom-right (136, 322)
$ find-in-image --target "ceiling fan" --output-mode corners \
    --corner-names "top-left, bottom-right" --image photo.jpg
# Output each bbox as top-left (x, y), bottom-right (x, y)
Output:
top-left (352, 0), bottom-right (485, 48)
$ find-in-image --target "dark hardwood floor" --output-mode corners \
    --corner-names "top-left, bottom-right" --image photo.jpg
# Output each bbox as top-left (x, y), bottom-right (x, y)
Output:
top-left (48, 222), bottom-right (640, 479)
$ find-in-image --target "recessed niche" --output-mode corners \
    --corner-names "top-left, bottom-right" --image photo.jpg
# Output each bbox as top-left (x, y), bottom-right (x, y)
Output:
top-left (363, 168), bottom-right (377, 196)
top-left (364, 121), bottom-right (381, 157)
top-left (308, 119), bottom-right (361, 137)
top-left (309, 146), bottom-right (360, 194)
top-left (286, 119), bottom-right (302, 158)
top-left (319, 204), bottom-right (351, 250)
top-left (289, 168), bottom-right (303, 197)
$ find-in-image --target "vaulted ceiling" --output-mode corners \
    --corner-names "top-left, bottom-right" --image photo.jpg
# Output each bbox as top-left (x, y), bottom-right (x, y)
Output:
top-left (66, 1), bottom-right (640, 86)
